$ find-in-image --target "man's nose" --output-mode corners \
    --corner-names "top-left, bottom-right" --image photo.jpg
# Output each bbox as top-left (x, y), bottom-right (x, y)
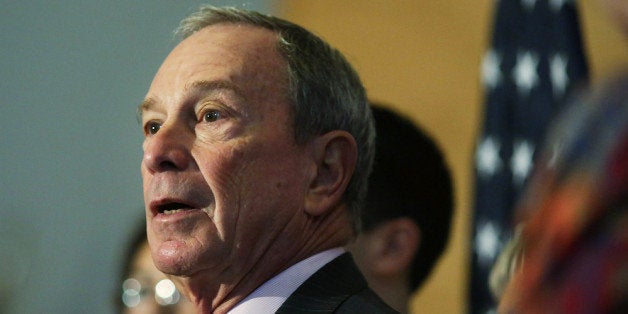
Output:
top-left (142, 123), bottom-right (192, 173)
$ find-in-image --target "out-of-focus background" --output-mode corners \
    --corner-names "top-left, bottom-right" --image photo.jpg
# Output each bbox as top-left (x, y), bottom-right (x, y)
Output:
top-left (0, 1), bottom-right (625, 313)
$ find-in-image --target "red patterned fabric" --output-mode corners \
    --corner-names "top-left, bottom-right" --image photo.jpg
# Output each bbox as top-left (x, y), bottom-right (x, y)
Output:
top-left (501, 73), bottom-right (628, 313)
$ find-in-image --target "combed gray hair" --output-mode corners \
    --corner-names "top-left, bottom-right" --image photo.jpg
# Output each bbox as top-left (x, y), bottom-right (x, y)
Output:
top-left (175, 6), bottom-right (375, 233)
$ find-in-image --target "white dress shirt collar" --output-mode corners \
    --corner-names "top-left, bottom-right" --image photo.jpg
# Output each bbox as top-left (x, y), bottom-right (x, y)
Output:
top-left (228, 247), bottom-right (345, 314)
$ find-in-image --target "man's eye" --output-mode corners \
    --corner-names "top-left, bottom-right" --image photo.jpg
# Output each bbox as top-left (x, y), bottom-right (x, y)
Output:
top-left (203, 110), bottom-right (221, 122)
top-left (144, 121), bottom-right (161, 135)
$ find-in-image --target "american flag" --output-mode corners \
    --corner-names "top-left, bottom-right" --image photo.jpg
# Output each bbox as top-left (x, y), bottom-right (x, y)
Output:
top-left (470, 0), bottom-right (588, 312)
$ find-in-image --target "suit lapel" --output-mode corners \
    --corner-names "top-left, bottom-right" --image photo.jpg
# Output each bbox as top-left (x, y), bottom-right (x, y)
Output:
top-left (276, 253), bottom-right (367, 313)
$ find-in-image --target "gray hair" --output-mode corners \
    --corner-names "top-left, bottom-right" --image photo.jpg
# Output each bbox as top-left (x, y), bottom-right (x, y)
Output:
top-left (175, 6), bottom-right (375, 233)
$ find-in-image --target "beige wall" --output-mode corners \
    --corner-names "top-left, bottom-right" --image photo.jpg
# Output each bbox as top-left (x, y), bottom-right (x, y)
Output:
top-left (276, 1), bottom-right (626, 313)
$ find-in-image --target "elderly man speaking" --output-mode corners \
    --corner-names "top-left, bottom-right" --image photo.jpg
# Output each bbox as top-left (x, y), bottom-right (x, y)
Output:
top-left (138, 5), bottom-right (396, 314)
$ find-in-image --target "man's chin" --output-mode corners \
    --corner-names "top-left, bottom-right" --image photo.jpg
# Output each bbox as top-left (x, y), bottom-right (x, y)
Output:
top-left (151, 240), bottom-right (197, 275)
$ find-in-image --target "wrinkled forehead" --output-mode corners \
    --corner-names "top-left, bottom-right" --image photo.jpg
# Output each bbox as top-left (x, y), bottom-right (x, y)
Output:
top-left (176, 23), bottom-right (282, 61)
top-left (145, 23), bottom-right (291, 108)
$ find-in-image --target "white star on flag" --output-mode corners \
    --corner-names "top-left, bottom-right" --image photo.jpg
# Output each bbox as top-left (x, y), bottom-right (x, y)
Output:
top-left (550, 53), bottom-right (569, 97)
top-left (512, 51), bottom-right (540, 96)
top-left (521, 0), bottom-right (537, 11)
top-left (511, 139), bottom-right (534, 185)
top-left (550, 0), bottom-right (569, 11)
top-left (476, 136), bottom-right (502, 178)
top-left (482, 49), bottom-right (502, 89)
top-left (475, 220), bottom-right (501, 266)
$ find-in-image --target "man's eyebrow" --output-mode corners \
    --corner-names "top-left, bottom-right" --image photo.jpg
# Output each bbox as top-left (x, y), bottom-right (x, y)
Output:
top-left (137, 97), bottom-right (157, 120)
top-left (137, 80), bottom-right (244, 119)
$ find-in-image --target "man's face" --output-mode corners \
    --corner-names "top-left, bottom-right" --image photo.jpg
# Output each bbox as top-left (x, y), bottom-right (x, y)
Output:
top-left (140, 24), bottom-right (313, 277)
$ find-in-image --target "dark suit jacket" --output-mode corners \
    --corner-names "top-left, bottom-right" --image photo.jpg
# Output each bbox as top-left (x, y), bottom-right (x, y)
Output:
top-left (276, 253), bottom-right (398, 313)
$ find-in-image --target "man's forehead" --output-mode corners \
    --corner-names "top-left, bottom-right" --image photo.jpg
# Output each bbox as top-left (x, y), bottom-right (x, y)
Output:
top-left (139, 23), bottom-right (289, 115)
top-left (157, 23), bottom-right (285, 81)
top-left (178, 23), bottom-right (279, 52)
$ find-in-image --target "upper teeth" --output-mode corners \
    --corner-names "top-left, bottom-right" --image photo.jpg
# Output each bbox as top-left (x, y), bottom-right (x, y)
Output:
top-left (164, 209), bottom-right (185, 214)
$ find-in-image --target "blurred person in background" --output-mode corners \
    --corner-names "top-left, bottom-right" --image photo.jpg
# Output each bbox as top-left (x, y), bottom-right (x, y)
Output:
top-left (496, 72), bottom-right (628, 313)
top-left (348, 105), bottom-right (454, 313)
top-left (118, 221), bottom-right (195, 314)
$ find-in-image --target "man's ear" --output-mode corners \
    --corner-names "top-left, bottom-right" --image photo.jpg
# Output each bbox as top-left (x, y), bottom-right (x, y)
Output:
top-left (368, 218), bottom-right (421, 277)
top-left (304, 130), bottom-right (357, 216)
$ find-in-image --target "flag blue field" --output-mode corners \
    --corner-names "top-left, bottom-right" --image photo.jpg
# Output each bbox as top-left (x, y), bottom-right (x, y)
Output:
top-left (470, 0), bottom-right (588, 312)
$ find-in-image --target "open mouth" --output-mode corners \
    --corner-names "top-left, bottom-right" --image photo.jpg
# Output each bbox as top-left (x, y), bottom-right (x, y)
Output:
top-left (156, 202), bottom-right (195, 215)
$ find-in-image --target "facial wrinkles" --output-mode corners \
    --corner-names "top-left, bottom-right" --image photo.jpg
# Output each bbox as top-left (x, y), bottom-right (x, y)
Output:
top-left (195, 104), bottom-right (293, 251)
top-left (152, 175), bottom-right (212, 208)
top-left (195, 140), bottom-right (250, 240)
top-left (199, 122), bottom-right (299, 257)
top-left (198, 131), bottom-right (274, 234)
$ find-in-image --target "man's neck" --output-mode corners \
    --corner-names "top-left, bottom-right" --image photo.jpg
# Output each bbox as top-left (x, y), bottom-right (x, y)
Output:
top-left (174, 247), bottom-right (346, 314)
top-left (174, 209), bottom-right (354, 313)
